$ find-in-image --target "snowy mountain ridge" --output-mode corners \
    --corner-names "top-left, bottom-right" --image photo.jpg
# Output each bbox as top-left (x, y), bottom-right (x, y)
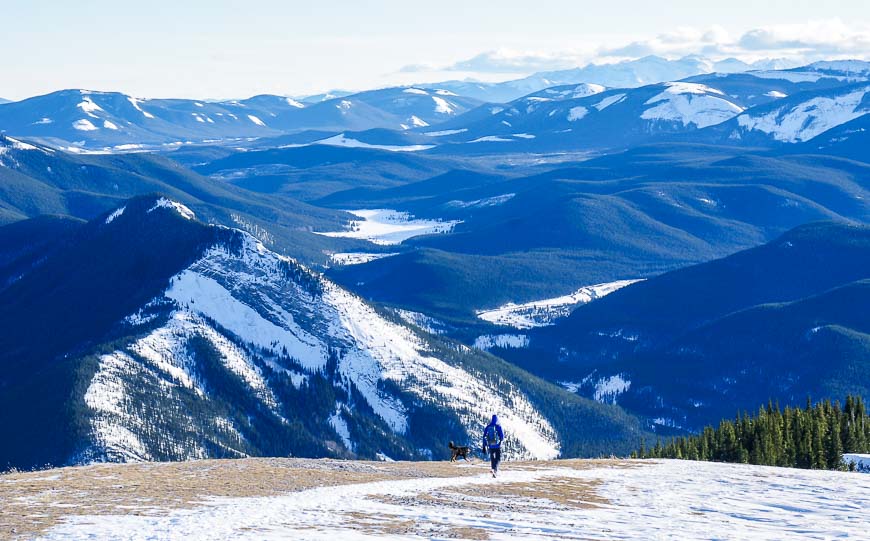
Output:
top-left (82, 203), bottom-right (561, 462)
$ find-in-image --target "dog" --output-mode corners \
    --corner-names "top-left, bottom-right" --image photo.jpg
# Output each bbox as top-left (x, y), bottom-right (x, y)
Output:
top-left (448, 441), bottom-right (471, 462)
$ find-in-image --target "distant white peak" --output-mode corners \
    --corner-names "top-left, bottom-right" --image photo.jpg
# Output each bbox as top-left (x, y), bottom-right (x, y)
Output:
top-left (77, 96), bottom-right (104, 118)
top-left (72, 119), bottom-right (99, 131)
top-left (403, 87), bottom-right (429, 95)
top-left (650, 82), bottom-right (725, 100)
top-left (147, 198), bottom-right (196, 220)
top-left (105, 206), bottom-right (126, 224)
top-left (432, 96), bottom-right (454, 114)
top-left (571, 83), bottom-right (606, 98)
top-left (765, 90), bottom-right (788, 99)
top-left (285, 97), bottom-right (305, 108)
top-left (247, 114), bottom-right (266, 127)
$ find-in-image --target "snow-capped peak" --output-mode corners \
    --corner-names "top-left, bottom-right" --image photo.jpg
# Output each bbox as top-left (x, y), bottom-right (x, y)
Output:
top-left (147, 197), bottom-right (196, 220)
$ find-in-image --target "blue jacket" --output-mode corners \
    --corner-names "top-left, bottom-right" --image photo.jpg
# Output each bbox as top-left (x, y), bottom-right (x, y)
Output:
top-left (482, 415), bottom-right (504, 449)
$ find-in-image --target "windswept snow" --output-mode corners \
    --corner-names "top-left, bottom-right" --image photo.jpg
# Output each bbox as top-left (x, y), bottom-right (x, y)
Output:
top-left (312, 134), bottom-right (434, 152)
top-left (445, 193), bottom-right (515, 209)
top-left (35, 460), bottom-right (870, 540)
top-left (476, 279), bottom-right (642, 329)
top-left (473, 334), bottom-right (529, 351)
top-left (329, 252), bottom-right (399, 266)
top-left (72, 119), bottom-right (98, 131)
top-left (423, 128), bottom-right (467, 137)
top-left (127, 97), bottom-right (156, 119)
top-left (593, 93), bottom-right (626, 111)
top-left (247, 115), bottom-right (266, 127)
top-left (567, 106), bottom-right (588, 121)
top-left (103, 120), bottom-right (119, 130)
top-left (105, 206), bottom-right (126, 224)
top-left (431, 96), bottom-right (454, 114)
top-left (315, 209), bottom-right (460, 245)
top-left (285, 97), bottom-right (305, 108)
top-left (737, 87), bottom-right (870, 142)
top-left (147, 198), bottom-right (196, 220)
top-left (642, 82), bottom-right (743, 128)
top-left (407, 115), bottom-right (429, 128)
top-left (76, 97), bottom-right (104, 117)
top-left (468, 135), bottom-right (513, 143)
top-left (402, 88), bottom-right (429, 95)
top-left (765, 90), bottom-right (788, 98)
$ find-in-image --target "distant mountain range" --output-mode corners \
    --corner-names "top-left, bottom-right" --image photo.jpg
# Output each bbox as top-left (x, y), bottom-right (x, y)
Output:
top-left (491, 222), bottom-right (870, 432)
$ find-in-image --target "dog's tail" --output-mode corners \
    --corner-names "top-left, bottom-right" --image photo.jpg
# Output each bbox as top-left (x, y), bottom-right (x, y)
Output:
top-left (448, 441), bottom-right (456, 450)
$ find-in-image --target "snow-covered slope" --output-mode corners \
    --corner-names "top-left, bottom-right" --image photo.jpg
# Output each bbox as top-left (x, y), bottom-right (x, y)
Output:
top-left (28, 459), bottom-right (870, 540)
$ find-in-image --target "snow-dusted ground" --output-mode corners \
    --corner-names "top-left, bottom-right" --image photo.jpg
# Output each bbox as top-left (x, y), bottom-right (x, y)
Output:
top-left (329, 252), bottom-right (399, 266)
top-left (315, 209), bottom-right (461, 245)
top-left (476, 279), bottom-right (642, 329)
top-left (36, 460), bottom-right (870, 540)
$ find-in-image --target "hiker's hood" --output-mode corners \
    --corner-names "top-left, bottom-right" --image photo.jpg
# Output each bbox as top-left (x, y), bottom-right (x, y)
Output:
top-left (490, 414), bottom-right (498, 425)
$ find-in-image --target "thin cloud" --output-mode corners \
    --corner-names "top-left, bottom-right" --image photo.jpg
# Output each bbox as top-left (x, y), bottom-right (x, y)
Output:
top-left (401, 19), bottom-right (870, 76)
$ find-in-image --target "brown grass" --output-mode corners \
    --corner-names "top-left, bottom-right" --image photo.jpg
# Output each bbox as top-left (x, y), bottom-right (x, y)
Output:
top-left (0, 457), bottom-right (635, 539)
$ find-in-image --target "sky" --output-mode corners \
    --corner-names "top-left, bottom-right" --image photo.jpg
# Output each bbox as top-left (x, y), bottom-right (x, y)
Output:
top-left (1, 0), bottom-right (869, 100)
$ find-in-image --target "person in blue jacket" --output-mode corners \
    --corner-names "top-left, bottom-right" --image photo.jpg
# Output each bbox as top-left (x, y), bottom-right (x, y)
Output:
top-left (482, 414), bottom-right (504, 477)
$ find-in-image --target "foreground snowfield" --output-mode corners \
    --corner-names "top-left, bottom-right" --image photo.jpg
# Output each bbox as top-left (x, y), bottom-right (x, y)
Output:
top-left (5, 459), bottom-right (867, 540)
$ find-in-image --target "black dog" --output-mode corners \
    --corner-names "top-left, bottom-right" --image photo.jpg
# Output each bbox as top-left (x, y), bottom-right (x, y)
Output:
top-left (448, 441), bottom-right (471, 462)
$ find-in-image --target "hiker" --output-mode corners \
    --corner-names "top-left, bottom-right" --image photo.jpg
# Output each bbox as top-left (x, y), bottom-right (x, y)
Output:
top-left (482, 414), bottom-right (504, 477)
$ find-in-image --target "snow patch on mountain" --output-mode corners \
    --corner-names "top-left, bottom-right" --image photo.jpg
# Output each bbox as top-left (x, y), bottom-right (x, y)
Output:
top-left (312, 134), bottom-right (434, 152)
top-left (315, 209), bottom-right (460, 245)
top-left (594, 93), bottom-right (626, 111)
top-left (247, 115), bottom-right (266, 127)
top-left (642, 83), bottom-right (743, 128)
top-left (127, 97), bottom-right (155, 119)
top-left (147, 198), bottom-right (196, 220)
top-left (72, 119), bottom-right (98, 131)
top-left (432, 96), bottom-right (453, 114)
top-left (329, 252), bottom-right (399, 266)
top-left (473, 334), bottom-right (529, 350)
top-left (445, 193), bottom-right (515, 209)
top-left (737, 87), bottom-right (869, 142)
top-left (105, 206), bottom-right (126, 224)
top-left (567, 106), bottom-right (588, 121)
top-left (476, 279), bottom-right (642, 329)
top-left (402, 88), bottom-right (429, 95)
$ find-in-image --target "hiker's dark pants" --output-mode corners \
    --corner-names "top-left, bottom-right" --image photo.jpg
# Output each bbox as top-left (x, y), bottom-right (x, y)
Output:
top-left (488, 447), bottom-right (501, 471)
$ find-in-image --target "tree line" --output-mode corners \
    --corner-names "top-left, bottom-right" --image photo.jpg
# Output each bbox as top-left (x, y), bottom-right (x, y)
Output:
top-left (634, 396), bottom-right (870, 470)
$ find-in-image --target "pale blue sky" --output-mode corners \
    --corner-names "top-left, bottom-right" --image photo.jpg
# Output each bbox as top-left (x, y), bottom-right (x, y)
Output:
top-left (1, 0), bottom-right (869, 100)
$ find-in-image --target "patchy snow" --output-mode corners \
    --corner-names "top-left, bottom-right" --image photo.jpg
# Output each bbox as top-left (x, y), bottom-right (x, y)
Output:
top-left (105, 206), bottom-right (126, 224)
top-left (512, 133), bottom-right (535, 139)
top-left (166, 270), bottom-right (327, 371)
top-left (328, 406), bottom-right (353, 451)
top-left (312, 134), bottom-right (434, 152)
top-left (329, 252), bottom-right (399, 266)
top-left (147, 198), bottom-right (196, 220)
top-left (4, 137), bottom-right (39, 151)
top-left (468, 135), bottom-right (513, 143)
top-left (285, 97), bottom-right (305, 108)
top-left (247, 115), bottom-right (266, 127)
top-left (315, 209), bottom-right (460, 245)
top-left (642, 82), bottom-right (743, 128)
top-left (407, 115), bottom-right (429, 127)
top-left (765, 90), bottom-right (788, 98)
top-left (336, 100), bottom-right (353, 112)
top-left (445, 193), bottom-right (515, 209)
top-left (473, 334), bottom-right (529, 351)
top-left (592, 374), bottom-right (631, 404)
top-left (431, 96), bottom-right (454, 114)
top-left (38, 460), bottom-right (870, 540)
top-left (737, 87), bottom-right (870, 142)
top-left (402, 87), bottom-right (429, 95)
top-left (423, 128), bottom-right (467, 137)
top-left (434, 89), bottom-right (457, 96)
top-left (393, 309), bottom-right (445, 335)
top-left (567, 106), bottom-right (588, 121)
top-left (593, 93), bottom-right (626, 111)
top-left (76, 97), bottom-right (104, 117)
top-left (103, 120), bottom-right (119, 130)
top-left (72, 119), bottom-right (98, 131)
top-left (127, 97), bottom-right (156, 119)
top-left (476, 279), bottom-right (642, 329)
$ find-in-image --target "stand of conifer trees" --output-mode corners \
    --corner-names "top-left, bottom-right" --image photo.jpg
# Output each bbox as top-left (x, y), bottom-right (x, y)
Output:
top-left (633, 396), bottom-right (870, 470)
